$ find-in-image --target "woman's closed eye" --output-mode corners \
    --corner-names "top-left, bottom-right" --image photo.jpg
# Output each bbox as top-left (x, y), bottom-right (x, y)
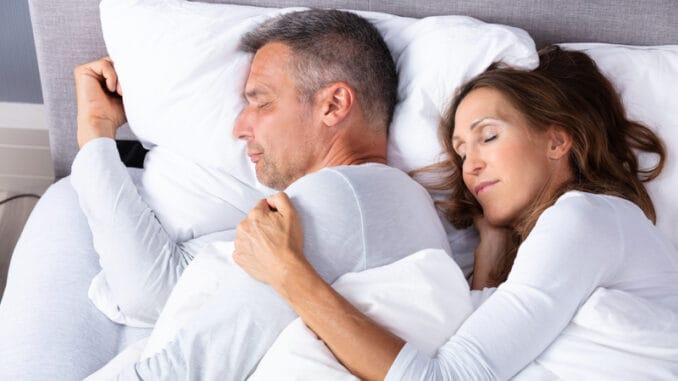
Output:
top-left (453, 143), bottom-right (466, 164)
top-left (479, 124), bottom-right (500, 143)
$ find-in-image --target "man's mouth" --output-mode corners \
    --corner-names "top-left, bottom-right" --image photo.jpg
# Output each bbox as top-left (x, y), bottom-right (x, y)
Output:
top-left (248, 152), bottom-right (262, 163)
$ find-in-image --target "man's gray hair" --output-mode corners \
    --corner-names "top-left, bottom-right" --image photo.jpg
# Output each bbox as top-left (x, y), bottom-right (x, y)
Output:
top-left (240, 9), bottom-right (398, 133)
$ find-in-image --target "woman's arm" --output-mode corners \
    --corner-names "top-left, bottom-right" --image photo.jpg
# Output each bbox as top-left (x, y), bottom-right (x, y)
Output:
top-left (234, 193), bottom-right (404, 381)
top-left (235, 192), bottom-right (625, 380)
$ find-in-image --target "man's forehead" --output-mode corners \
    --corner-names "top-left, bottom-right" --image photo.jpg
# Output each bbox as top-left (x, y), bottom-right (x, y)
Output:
top-left (250, 43), bottom-right (293, 77)
top-left (245, 42), bottom-right (294, 97)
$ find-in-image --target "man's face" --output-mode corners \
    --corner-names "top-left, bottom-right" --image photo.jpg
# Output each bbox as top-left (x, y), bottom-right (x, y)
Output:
top-left (232, 42), bottom-right (321, 190)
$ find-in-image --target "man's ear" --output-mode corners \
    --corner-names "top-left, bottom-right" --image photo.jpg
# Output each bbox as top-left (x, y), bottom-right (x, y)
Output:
top-left (316, 82), bottom-right (355, 127)
top-left (546, 125), bottom-right (573, 160)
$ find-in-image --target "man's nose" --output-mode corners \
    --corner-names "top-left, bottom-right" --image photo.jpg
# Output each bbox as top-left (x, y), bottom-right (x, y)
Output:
top-left (232, 109), bottom-right (252, 141)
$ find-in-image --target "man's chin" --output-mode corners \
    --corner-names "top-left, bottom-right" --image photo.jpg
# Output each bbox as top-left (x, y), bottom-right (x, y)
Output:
top-left (256, 172), bottom-right (286, 191)
top-left (255, 163), bottom-right (300, 190)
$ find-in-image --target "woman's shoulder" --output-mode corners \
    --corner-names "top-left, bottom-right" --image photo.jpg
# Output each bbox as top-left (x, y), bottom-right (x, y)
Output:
top-left (552, 191), bottom-right (642, 218)
top-left (517, 191), bottom-right (629, 272)
top-left (536, 191), bottom-right (634, 236)
top-left (535, 191), bottom-right (651, 242)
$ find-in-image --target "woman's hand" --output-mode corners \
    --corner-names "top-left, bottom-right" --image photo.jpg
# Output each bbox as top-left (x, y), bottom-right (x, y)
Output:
top-left (472, 215), bottom-right (514, 289)
top-left (234, 192), bottom-right (308, 290)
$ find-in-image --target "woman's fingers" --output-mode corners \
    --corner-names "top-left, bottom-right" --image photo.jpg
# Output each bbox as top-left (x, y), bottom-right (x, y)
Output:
top-left (234, 193), bottom-right (306, 287)
top-left (266, 192), bottom-right (294, 216)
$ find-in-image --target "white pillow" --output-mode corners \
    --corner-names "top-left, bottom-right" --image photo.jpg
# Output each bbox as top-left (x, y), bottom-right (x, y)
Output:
top-left (100, 0), bottom-right (283, 242)
top-left (383, 14), bottom-right (538, 172)
top-left (560, 44), bottom-right (678, 249)
top-left (99, 0), bottom-right (538, 243)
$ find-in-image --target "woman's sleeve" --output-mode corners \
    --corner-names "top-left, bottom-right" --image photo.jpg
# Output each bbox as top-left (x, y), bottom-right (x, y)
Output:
top-left (386, 193), bottom-right (625, 380)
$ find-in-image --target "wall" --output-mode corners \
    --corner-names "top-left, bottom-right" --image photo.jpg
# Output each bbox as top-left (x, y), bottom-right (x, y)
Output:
top-left (0, 1), bottom-right (51, 193)
top-left (0, 0), bottom-right (43, 104)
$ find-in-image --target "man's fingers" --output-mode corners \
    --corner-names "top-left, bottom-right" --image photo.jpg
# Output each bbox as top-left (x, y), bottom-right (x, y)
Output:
top-left (77, 58), bottom-right (119, 93)
top-left (100, 63), bottom-right (119, 93)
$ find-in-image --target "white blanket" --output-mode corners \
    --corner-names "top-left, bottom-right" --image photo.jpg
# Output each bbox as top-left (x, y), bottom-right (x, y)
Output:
top-left (515, 288), bottom-right (678, 380)
top-left (252, 268), bottom-right (678, 380)
top-left (87, 247), bottom-right (472, 379)
top-left (89, 246), bottom-right (678, 380)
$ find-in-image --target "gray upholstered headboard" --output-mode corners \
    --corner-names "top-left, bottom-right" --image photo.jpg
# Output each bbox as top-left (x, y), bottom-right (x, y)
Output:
top-left (28, 0), bottom-right (678, 179)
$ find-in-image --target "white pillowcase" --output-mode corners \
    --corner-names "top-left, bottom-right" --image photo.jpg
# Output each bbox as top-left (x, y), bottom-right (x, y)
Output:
top-left (560, 44), bottom-right (678, 249)
top-left (100, 0), bottom-right (283, 242)
top-left (372, 12), bottom-right (538, 172)
top-left (99, 0), bottom-right (538, 243)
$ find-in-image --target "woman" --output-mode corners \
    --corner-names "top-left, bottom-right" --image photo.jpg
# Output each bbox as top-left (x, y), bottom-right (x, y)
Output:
top-left (233, 46), bottom-right (678, 380)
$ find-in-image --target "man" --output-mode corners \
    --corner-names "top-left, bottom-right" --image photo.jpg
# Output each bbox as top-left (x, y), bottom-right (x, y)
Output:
top-left (6, 10), bottom-right (451, 379)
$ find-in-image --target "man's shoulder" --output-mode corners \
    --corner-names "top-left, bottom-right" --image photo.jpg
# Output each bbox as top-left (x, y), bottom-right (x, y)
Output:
top-left (284, 162), bottom-right (436, 222)
top-left (286, 163), bottom-right (419, 195)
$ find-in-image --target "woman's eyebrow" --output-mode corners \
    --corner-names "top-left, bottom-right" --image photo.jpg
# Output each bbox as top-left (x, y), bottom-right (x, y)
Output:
top-left (453, 117), bottom-right (499, 142)
top-left (469, 117), bottom-right (498, 130)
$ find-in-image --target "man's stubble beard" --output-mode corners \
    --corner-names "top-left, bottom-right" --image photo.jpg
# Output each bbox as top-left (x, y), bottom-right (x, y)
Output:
top-left (258, 154), bottom-right (299, 191)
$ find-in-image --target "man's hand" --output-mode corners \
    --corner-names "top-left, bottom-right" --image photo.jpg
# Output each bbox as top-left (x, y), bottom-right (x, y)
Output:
top-left (74, 57), bottom-right (127, 148)
top-left (233, 192), bottom-right (309, 292)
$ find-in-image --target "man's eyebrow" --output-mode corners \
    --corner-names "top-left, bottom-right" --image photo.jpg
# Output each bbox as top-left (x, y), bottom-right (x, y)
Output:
top-left (244, 85), bottom-right (272, 99)
top-left (244, 89), bottom-right (260, 99)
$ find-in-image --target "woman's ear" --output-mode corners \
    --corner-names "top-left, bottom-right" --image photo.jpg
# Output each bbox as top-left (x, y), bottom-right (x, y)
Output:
top-left (546, 125), bottom-right (573, 160)
top-left (316, 82), bottom-right (355, 127)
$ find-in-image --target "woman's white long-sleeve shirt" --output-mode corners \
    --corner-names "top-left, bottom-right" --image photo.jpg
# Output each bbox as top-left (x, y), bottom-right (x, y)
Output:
top-left (386, 191), bottom-right (678, 380)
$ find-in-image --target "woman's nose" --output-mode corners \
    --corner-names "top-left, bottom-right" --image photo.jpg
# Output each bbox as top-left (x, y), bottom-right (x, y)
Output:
top-left (463, 150), bottom-right (484, 175)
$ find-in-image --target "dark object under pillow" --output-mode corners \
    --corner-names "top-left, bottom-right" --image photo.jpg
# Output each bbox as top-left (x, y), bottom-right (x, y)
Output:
top-left (116, 140), bottom-right (148, 168)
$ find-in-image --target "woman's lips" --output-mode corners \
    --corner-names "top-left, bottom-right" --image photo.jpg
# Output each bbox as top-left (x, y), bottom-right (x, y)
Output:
top-left (474, 180), bottom-right (499, 196)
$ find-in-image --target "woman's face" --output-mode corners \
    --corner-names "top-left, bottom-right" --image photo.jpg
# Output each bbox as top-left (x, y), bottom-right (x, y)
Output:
top-left (452, 87), bottom-right (559, 226)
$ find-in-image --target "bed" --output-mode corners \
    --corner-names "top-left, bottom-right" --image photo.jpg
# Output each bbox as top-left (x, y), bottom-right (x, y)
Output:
top-left (0, 0), bottom-right (676, 380)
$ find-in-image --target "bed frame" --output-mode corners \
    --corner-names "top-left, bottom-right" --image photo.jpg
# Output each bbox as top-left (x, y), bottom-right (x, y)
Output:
top-left (28, 0), bottom-right (678, 180)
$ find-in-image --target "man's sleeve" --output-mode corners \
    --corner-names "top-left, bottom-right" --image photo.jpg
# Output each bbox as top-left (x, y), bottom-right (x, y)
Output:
top-left (115, 253), bottom-right (297, 380)
top-left (70, 138), bottom-right (193, 324)
top-left (114, 169), bottom-right (366, 379)
top-left (283, 168), bottom-right (366, 284)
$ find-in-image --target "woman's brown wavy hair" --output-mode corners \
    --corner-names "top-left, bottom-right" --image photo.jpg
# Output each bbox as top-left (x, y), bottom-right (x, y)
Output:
top-left (416, 46), bottom-right (666, 282)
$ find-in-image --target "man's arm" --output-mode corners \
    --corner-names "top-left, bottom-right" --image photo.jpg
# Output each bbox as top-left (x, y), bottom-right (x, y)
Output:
top-left (71, 58), bottom-right (193, 323)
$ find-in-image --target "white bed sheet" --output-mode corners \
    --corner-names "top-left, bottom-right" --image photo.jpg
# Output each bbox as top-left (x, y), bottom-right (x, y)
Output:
top-left (0, 173), bottom-right (151, 380)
